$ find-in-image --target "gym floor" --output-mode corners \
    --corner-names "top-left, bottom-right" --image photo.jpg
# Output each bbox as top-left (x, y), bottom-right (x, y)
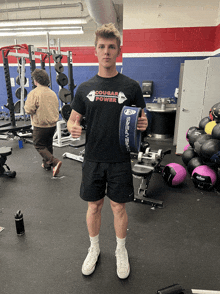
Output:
top-left (1, 133), bottom-right (220, 294)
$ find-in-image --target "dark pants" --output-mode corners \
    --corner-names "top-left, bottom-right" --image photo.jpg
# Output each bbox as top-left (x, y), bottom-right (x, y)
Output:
top-left (33, 126), bottom-right (59, 168)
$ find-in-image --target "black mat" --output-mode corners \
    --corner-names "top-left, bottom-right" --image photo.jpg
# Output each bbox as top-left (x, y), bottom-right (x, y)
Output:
top-left (0, 137), bottom-right (220, 294)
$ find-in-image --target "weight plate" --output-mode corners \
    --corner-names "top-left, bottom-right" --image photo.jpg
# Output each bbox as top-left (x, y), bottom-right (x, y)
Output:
top-left (54, 63), bottom-right (64, 73)
top-left (52, 54), bottom-right (62, 63)
top-left (58, 88), bottom-right (72, 103)
top-left (61, 104), bottom-right (72, 121)
top-left (17, 67), bottom-right (26, 74)
top-left (137, 152), bottom-right (143, 162)
top-left (56, 73), bottom-right (68, 87)
top-left (16, 76), bottom-right (27, 86)
top-left (15, 87), bottom-right (28, 99)
top-left (19, 58), bottom-right (26, 65)
top-left (14, 101), bottom-right (20, 113)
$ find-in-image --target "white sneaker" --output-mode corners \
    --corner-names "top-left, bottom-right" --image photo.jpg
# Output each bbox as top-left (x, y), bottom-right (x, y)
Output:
top-left (115, 248), bottom-right (130, 279)
top-left (82, 247), bottom-right (100, 276)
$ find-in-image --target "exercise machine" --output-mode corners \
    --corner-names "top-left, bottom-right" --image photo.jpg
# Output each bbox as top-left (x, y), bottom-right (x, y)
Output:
top-left (132, 146), bottom-right (171, 209)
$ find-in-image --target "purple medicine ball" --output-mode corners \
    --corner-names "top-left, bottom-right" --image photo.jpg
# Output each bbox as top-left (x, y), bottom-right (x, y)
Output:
top-left (192, 165), bottom-right (217, 190)
top-left (162, 163), bottom-right (187, 186)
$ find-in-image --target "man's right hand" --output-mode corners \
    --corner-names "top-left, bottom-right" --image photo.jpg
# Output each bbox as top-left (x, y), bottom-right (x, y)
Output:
top-left (69, 115), bottom-right (82, 138)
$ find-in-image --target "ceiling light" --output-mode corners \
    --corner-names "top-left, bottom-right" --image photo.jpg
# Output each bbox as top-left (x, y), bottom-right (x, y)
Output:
top-left (49, 29), bottom-right (83, 35)
top-left (0, 18), bottom-right (88, 28)
top-left (0, 26), bottom-right (83, 32)
top-left (0, 28), bottom-right (84, 37)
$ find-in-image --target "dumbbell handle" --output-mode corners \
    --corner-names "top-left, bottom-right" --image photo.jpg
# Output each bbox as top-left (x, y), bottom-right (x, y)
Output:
top-left (137, 149), bottom-right (162, 163)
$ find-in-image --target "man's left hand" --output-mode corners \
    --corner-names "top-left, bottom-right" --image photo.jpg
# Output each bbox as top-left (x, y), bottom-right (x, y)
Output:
top-left (137, 111), bottom-right (148, 131)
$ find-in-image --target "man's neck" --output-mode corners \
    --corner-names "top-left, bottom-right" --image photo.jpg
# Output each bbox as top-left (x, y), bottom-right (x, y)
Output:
top-left (98, 67), bottom-right (118, 78)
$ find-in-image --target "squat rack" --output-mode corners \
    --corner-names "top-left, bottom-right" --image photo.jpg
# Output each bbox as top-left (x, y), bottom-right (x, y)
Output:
top-left (0, 44), bottom-right (57, 134)
top-left (0, 44), bottom-right (31, 133)
top-left (0, 43), bottom-right (77, 146)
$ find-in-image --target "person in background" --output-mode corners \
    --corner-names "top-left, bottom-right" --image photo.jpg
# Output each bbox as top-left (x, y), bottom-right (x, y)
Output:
top-left (24, 68), bottom-right (62, 177)
top-left (67, 23), bottom-right (148, 279)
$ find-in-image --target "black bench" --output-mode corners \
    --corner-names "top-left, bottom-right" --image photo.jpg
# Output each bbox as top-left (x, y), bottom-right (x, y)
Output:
top-left (0, 147), bottom-right (16, 178)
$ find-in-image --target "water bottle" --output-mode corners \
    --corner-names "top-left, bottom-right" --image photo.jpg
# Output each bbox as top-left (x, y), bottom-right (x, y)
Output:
top-left (15, 210), bottom-right (25, 236)
top-left (18, 139), bottom-right (23, 149)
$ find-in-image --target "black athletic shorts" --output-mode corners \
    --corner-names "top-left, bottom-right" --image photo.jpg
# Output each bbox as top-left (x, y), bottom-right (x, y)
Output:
top-left (80, 160), bottom-right (134, 203)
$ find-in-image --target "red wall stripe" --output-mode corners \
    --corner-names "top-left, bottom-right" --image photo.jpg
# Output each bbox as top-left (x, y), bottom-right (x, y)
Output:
top-left (215, 24), bottom-right (220, 50)
top-left (123, 26), bottom-right (217, 53)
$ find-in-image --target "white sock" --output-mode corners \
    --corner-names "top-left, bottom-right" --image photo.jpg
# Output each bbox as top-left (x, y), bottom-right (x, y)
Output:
top-left (116, 236), bottom-right (126, 251)
top-left (90, 234), bottom-right (100, 250)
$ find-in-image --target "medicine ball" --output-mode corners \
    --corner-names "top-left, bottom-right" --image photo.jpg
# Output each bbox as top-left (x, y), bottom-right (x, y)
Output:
top-left (200, 139), bottom-right (220, 165)
top-left (210, 102), bottom-right (220, 122)
top-left (183, 144), bottom-right (191, 152)
top-left (199, 116), bottom-right (211, 130)
top-left (182, 148), bottom-right (197, 166)
top-left (188, 129), bottom-right (205, 148)
top-left (162, 163), bottom-right (187, 186)
top-left (204, 121), bottom-right (217, 135)
top-left (187, 157), bottom-right (203, 175)
top-left (212, 123), bottom-right (220, 140)
top-left (194, 134), bottom-right (212, 156)
top-left (192, 165), bottom-right (217, 190)
top-left (186, 126), bottom-right (199, 142)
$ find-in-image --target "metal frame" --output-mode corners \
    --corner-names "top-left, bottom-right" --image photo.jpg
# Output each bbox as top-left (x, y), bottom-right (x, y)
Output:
top-left (53, 120), bottom-right (78, 147)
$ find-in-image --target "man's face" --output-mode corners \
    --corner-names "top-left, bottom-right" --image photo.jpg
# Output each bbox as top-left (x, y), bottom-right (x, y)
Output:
top-left (95, 37), bottom-right (120, 69)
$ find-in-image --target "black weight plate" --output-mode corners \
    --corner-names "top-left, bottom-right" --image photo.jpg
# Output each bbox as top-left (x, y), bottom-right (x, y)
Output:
top-left (16, 76), bottom-right (27, 86)
top-left (54, 63), bottom-right (64, 73)
top-left (14, 101), bottom-right (20, 113)
top-left (17, 67), bottom-right (26, 74)
top-left (56, 73), bottom-right (68, 87)
top-left (19, 58), bottom-right (26, 65)
top-left (15, 87), bottom-right (28, 99)
top-left (61, 104), bottom-right (72, 121)
top-left (58, 88), bottom-right (72, 103)
top-left (52, 54), bottom-right (62, 63)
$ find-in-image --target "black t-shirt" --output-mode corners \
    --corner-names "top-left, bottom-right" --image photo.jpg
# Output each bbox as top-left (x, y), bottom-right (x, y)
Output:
top-left (71, 73), bottom-right (146, 162)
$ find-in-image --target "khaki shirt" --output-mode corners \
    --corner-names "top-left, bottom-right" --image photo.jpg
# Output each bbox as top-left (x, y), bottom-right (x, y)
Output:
top-left (24, 85), bottom-right (59, 128)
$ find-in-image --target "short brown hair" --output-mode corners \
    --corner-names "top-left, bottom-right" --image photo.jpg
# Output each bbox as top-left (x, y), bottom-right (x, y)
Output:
top-left (95, 23), bottom-right (121, 48)
top-left (32, 68), bottom-right (50, 86)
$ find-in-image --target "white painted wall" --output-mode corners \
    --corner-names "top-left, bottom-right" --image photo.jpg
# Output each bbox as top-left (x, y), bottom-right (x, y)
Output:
top-left (123, 0), bottom-right (220, 29)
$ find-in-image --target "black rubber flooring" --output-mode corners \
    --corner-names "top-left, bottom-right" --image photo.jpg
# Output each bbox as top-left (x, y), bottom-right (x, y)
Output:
top-left (1, 135), bottom-right (220, 294)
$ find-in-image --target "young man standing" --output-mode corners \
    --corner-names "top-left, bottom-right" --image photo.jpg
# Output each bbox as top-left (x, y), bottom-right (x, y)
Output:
top-left (67, 23), bottom-right (148, 279)
top-left (24, 69), bottom-right (62, 177)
